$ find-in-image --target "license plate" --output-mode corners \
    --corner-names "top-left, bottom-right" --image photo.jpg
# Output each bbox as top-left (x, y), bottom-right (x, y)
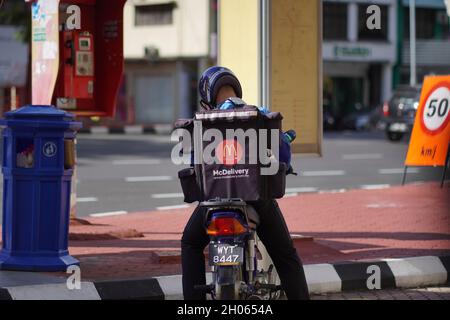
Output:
top-left (209, 244), bottom-right (244, 266)
top-left (389, 123), bottom-right (407, 132)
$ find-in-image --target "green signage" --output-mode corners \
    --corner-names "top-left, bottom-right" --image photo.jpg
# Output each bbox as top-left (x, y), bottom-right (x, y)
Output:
top-left (334, 46), bottom-right (371, 58)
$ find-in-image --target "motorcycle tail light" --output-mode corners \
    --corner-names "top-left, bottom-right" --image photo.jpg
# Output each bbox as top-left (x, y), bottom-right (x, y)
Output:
top-left (383, 102), bottom-right (389, 117)
top-left (207, 217), bottom-right (248, 236)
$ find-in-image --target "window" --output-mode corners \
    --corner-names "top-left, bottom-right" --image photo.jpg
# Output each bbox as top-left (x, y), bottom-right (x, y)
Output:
top-left (358, 4), bottom-right (388, 41)
top-left (135, 3), bottom-right (175, 26)
top-left (404, 8), bottom-right (450, 40)
top-left (323, 2), bottom-right (348, 40)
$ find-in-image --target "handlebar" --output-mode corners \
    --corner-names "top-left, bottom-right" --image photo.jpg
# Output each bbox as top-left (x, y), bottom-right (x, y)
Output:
top-left (284, 130), bottom-right (296, 143)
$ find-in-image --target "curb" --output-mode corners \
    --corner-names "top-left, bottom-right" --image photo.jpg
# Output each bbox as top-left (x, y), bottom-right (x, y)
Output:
top-left (78, 125), bottom-right (173, 135)
top-left (0, 255), bottom-right (448, 300)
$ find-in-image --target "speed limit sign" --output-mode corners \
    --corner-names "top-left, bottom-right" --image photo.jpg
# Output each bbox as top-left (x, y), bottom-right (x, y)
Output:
top-left (406, 75), bottom-right (450, 167)
top-left (421, 83), bottom-right (450, 135)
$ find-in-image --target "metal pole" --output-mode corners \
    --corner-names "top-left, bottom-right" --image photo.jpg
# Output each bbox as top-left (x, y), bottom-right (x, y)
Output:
top-left (259, 0), bottom-right (270, 108)
top-left (409, 0), bottom-right (416, 87)
top-left (441, 144), bottom-right (450, 188)
top-left (10, 86), bottom-right (17, 110)
top-left (402, 166), bottom-right (408, 185)
top-left (257, 0), bottom-right (279, 285)
top-left (70, 139), bottom-right (77, 219)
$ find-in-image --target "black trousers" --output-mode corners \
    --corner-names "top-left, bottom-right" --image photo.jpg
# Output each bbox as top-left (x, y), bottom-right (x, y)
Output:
top-left (181, 199), bottom-right (310, 300)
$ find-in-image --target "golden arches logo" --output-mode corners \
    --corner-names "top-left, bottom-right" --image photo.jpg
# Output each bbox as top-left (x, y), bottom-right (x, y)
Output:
top-left (223, 143), bottom-right (237, 158)
top-left (216, 139), bottom-right (243, 165)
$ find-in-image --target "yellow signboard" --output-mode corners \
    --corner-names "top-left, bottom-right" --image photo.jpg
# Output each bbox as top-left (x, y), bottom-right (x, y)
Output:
top-left (271, 0), bottom-right (322, 154)
top-left (218, 0), bottom-right (322, 155)
top-left (218, 0), bottom-right (260, 105)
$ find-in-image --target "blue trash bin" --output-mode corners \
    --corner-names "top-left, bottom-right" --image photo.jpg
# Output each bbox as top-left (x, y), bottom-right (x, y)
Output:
top-left (0, 105), bottom-right (82, 271)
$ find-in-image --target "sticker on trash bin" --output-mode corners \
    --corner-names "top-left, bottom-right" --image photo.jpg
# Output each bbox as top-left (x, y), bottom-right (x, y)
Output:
top-left (43, 142), bottom-right (57, 157)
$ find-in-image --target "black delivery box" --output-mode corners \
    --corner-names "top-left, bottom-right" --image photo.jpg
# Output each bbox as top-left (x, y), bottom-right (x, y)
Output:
top-left (175, 106), bottom-right (287, 203)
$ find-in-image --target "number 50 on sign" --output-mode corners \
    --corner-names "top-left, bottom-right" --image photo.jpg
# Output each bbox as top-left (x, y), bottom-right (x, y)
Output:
top-left (406, 75), bottom-right (450, 166)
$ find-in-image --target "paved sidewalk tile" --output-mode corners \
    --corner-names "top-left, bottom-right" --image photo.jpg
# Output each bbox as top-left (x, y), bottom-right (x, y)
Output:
top-left (311, 286), bottom-right (450, 300)
top-left (0, 183), bottom-right (448, 283)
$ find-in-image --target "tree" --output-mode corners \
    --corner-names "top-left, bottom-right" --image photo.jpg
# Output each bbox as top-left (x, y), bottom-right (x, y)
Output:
top-left (0, 0), bottom-right (31, 42)
top-left (0, 0), bottom-right (32, 104)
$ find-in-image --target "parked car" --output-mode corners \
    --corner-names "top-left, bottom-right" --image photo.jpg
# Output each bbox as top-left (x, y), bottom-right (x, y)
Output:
top-left (339, 111), bottom-right (370, 131)
top-left (383, 85), bottom-right (421, 141)
top-left (336, 103), bottom-right (370, 131)
top-left (368, 105), bottom-right (385, 130)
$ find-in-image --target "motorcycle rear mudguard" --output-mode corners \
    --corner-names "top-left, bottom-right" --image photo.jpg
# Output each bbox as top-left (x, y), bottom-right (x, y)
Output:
top-left (200, 199), bottom-right (260, 229)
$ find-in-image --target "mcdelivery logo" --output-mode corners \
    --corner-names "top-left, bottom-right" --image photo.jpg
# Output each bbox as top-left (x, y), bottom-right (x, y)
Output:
top-left (215, 139), bottom-right (243, 166)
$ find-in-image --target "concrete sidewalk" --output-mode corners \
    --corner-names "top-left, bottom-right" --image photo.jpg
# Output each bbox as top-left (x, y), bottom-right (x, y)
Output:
top-left (0, 182), bottom-right (449, 299)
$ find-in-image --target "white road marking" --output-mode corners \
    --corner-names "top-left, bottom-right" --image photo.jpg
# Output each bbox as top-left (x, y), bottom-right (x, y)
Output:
top-left (301, 170), bottom-right (346, 177)
top-left (285, 187), bottom-right (318, 193)
top-left (379, 168), bottom-right (420, 174)
top-left (90, 126), bottom-right (109, 134)
top-left (284, 193), bottom-right (299, 198)
top-left (89, 210), bottom-right (128, 217)
top-left (156, 204), bottom-right (190, 211)
top-left (113, 159), bottom-right (162, 165)
top-left (125, 176), bottom-right (173, 182)
top-left (335, 140), bottom-right (372, 147)
top-left (366, 203), bottom-right (398, 208)
top-left (318, 189), bottom-right (347, 194)
top-left (342, 153), bottom-right (383, 160)
top-left (360, 184), bottom-right (391, 190)
top-left (76, 197), bottom-right (98, 203)
top-left (124, 125), bottom-right (144, 134)
top-left (152, 193), bottom-right (184, 199)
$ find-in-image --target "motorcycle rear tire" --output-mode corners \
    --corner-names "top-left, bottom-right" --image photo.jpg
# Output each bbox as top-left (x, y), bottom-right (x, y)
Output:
top-left (217, 284), bottom-right (237, 300)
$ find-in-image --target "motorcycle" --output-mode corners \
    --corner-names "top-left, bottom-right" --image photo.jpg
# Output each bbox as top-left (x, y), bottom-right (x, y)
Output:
top-left (195, 199), bottom-right (282, 300)
top-left (194, 130), bottom-right (297, 300)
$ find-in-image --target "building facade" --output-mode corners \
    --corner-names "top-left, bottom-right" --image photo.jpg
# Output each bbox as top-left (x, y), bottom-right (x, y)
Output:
top-left (95, 0), bottom-right (449, 128)
top-left (396, 0), bottom-right (450, 86)
top-left (119, 0), bottom-right (215, 126)
top-left (122, 0), bottom-right (399, 127)
top-left (322, 0), bottom-right (397, 124)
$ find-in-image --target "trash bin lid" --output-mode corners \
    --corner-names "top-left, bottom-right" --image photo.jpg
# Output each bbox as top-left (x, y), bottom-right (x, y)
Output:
top-left (4, 105), bottom-right (75, 120)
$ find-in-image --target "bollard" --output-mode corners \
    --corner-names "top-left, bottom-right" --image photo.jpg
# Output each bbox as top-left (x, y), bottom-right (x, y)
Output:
top-left (0, 105), bottom-right (81, 271)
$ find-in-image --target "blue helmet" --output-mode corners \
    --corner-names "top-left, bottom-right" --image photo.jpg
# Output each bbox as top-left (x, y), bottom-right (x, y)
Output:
top-left (199, 66), bottom-right (242, 108)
